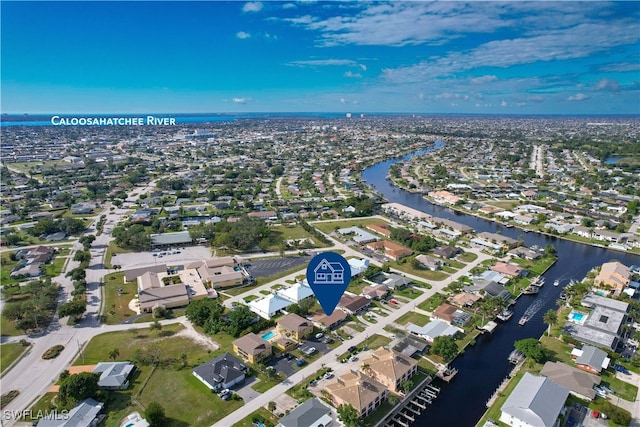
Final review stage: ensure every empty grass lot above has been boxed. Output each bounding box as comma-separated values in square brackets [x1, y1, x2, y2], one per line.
[0, 342, 29, 374]
[396, 311, 430, 326]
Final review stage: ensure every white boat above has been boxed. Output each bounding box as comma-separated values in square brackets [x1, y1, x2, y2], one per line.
[553, 279, 560, 287]
[497, 309, 513, 321]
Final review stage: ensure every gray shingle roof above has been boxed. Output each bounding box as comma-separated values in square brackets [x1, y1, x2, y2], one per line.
[501, 372, 569, 427]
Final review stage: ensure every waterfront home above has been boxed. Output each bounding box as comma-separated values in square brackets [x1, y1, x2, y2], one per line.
[362, 347, 418, 393]
[277, 313, 314, 341]
[499, 372, 569, 427]
[507, 246, 541, 260]
[312, 309, 347, 330]
[540, 361, 601, 401]
[564, 294, 629, 350]
[450, 292, 481, 308]
[407, 320, 461, 343]
[433, 245, 462, 259]
[594, 261, 631, 296]
[476, 232, 519, 249]
[432, 303, 471, 326]
[233, 333, 272, 364]
[491, 262, 526, 278]
[325, 370, 389, 418]
[193, 353, 247, 392]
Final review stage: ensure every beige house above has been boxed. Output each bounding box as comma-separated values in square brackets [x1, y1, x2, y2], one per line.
[325, 370, 389, 418]
[594, 261, 631, 296]
[232, 333, 272, 364]
[362, 347, 418, 393]
[137, 271, 190, 313]
[276, 313, 313, 341]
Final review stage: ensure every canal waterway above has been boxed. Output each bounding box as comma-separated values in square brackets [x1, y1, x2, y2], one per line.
[361, 145, 640, 426]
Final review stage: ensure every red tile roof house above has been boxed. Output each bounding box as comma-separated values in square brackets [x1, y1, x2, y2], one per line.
[366, 240, 413, 261]
[490, 262, 526, 278]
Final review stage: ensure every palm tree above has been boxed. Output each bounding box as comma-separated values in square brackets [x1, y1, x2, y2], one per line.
[543, 309, 558, 337]
[109, 348, 120, 361]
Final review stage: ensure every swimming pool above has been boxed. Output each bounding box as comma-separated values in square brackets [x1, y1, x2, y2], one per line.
[568, 310, 588, 325]
[261, 331, 276, 340]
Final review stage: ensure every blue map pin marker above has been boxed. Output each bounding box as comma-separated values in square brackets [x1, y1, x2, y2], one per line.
[306, 252, 351, 316]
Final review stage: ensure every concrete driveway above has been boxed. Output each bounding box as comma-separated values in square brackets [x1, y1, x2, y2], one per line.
[234, 375, 261, 403]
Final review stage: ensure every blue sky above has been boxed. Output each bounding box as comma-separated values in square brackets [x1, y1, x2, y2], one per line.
[2, 1, 639, 114]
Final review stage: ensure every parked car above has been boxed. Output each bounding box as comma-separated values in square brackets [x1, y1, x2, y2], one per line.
[322, 337, 334, 344]
[600, 385, 615, 394]
[305, 347, 316, 355]
[348, 346, 357, 353]
[315, 333, 324, 339]
[296, 358, 305, 367]
[349, 355, 358, 362]
[614, 364, 631, 375]
[323, 372, 334, 379]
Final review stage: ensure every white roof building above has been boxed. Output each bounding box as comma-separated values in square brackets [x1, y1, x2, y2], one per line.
[277, 282, 314, 303]
[348, 258, 370, 277]
[407, 320, 461, 343]
[248, 294, 292, 319]
[500, 372, 569, 427]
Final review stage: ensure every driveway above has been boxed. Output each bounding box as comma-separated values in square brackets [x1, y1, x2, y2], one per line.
[234, 375, 261, 403]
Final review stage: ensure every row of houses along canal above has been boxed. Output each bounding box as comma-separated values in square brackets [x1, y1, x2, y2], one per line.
[361, 146, 640, 426]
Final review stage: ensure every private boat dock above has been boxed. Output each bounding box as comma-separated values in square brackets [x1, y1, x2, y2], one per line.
[378, 374, 442, 427]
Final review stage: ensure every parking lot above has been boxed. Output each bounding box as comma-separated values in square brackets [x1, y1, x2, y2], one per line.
[267, 335, 333, 377]
[244, 255, 312, 279]
[112, 245, 212, 270]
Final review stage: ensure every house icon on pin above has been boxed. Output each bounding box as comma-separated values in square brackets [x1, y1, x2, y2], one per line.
[313, 258, 345, 285]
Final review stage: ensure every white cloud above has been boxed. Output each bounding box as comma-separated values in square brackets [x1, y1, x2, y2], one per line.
[243, 2, 263, 13]
[282, 3, 297, 9]
[527, 95, 544, 103]
[599, 62, 640, 72]
[236, 31, 251, 39]
[500, 100, 508, 107]
[567, 93, 589, 101]
[344, 71, 362, 78]
[470, 75, 498, 85]
[233, 97, 251, 104]
[595, 78, 620, 92]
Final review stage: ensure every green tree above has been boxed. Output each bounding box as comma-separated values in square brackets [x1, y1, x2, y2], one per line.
[150, 320, 162, 333]
[58, 299, 86, 319]
[73, 250, 91, 263]
[401, 379, 414, 394]
[58, 372, 99, 405]
[185, 299, 224, 327]
[337, 404, 359, 427]
[145, 401, 166, 426]
[227, 305, 256, 337]
[543, 309, 558, 336]
[514, 338, 547, 362]
[431, 335, 459, 362]
[109, 348, 120, 361]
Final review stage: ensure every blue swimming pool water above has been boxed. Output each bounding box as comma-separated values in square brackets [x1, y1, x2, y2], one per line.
[569, 311, 585, 322]
[261, 331, 275, 340]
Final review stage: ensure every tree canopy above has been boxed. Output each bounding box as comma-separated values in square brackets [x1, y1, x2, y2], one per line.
[58, 372, 99, 406]
[431, 335, 459, 362]
[514, 338, 548, 362]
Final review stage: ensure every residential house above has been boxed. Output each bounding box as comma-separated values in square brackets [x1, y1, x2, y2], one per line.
[572, 345, 610, 374]
[325, 370, 389, 418]
[366, 223, 391, 237]
[193, 353, 247, 392]
[232, 333, 272, 364]
[92, 362, 135, 390]
[450, 292, 481, 308]
[428, 190, 460, 205]
[407, 320, 461, 343]
[361, 284, 389, 300]
[337, 226, 379, 244]
[491, 262, 526, 278]
[366, 240, 413, 261]
[339, 295, 371, 315]
[276, 398, 333, 427]
[499, 372, 569, 427]
[248, 210, 278, 221]
[36, 398, 104, 427]
[312, 310, 347, 330]
[415, 254, 443, 271]
[348, 258, 370, 277]
[540, 361, 601, 401]
[433, 246, 462, 259]
[277, 282, 314, 304]
[476, 232, 519, 250]
[277, 313, 314, 341]
[594, 261, 631, 296]
[508, 247, 541, 260]
[362, 347, 418, 393]
[391, 334, 430, 357]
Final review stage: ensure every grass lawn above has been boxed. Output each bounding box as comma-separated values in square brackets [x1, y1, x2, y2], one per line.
[312, 217, 391, 234]
[76, 324, 240, 427]
[540, 336, 574, 365]
[363, 399, 394, 426]
[396, 311, 430, 326]
[511, 256, 557, 276]
[138, 367, 243, 427]
[1, 314, 22, 337]
[0, 342, 29, 374]
[251, 372, 284, 393]
[395, 286, 423, 300]
[104, 242, 133, 269]
[417, 293, 448, 312]
[102, 272, 137, 325]
[363, 334, 392, 350]
[391, 262, 449, 281]
[476, 369, 526, 426]
[0, 254, 20, 286]
[458, 252, 478, 263]
[45, 257, 67, 277]
[270, 224, 330, 248]
[232, 408, 279, 427]
[600, 371, 638, 402]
